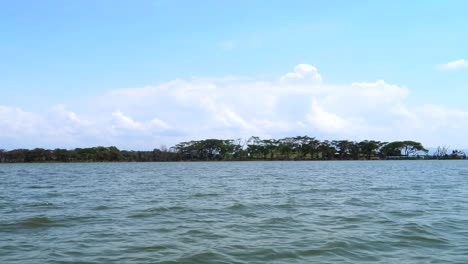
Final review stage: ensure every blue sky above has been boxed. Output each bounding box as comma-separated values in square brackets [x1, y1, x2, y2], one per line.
[1, 1, 468, 150]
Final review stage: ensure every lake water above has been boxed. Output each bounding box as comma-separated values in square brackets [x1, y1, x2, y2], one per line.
[1, 161, 468, 263]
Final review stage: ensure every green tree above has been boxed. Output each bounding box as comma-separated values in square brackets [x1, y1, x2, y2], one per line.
[400, 141, 428, 156]
[380, 141, 428, 158]
[319, 140, 336, 160]
[358, 140, 383, 160]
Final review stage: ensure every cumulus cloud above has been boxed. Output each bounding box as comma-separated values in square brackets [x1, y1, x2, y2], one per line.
[280, 64, 322, 82]
[307, 99, 355, 134]
[437, 59, 468, 70]
[2, 64, 468, 149]
[0, 105, 94, 148]
[111, 110, 170, 132]
[0, 106, 44, 138]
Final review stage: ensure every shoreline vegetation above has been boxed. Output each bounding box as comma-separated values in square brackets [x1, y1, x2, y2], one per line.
[0, 136, 466, 163]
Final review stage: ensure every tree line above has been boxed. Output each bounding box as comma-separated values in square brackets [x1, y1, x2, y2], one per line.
[1, 136, 462, 163]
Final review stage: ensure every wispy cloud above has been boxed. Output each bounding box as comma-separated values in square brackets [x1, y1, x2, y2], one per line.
[437, 59, 468, 70]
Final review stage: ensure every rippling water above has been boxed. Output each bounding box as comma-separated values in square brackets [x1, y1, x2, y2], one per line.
[1, 161, 468, 263]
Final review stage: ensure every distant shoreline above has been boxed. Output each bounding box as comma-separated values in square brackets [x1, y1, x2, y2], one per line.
[1, 137, 465, 163]
[1, 157, 467, 164]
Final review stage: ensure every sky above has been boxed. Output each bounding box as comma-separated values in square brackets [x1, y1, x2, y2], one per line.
[1, 0, 468, 150]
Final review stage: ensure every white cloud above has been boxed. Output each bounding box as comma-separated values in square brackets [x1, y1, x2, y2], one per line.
[437, 59, 468, 70]
[150, 118, 170, 129]
[280, 64, 322, 82]
[2, 64, 468, 149]
[0, 106, 44, 137]
[0, 105, 94, 148]
[306, 99, 354, 133]
[50, 104, 91, 127]
[112, 110, 144, 131]
[111, 110, 171, 133]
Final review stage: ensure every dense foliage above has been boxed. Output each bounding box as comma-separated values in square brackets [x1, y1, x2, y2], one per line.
[1, 136, 459, 163]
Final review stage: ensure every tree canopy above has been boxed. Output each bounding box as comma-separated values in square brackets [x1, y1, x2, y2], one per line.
[0, 136, 449, 163]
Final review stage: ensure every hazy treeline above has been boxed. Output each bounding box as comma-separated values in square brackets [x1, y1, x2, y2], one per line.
[1, 136, 463, 163]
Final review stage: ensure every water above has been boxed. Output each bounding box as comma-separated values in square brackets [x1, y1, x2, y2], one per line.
[1, 161, 468, 263]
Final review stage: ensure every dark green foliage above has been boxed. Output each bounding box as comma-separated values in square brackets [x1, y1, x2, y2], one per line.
[358, 140, 384, 160]
[0, 137, 454, 163]
[380, 140, 428, 157]
[174, 139, 242, 160]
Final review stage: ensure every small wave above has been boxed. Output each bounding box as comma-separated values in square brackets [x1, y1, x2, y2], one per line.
[1, 215, 97, 232]
[403, 223, 434, 235]
[369, 186, 401, 191]
[296, 248, 327, 256]
[180, 229, 227, 240]
[45, 192, 61, 197]
[395, 223, 449, 245]
[324, 240, 351, 249]
[27, 185, 54, 189]
[275, 203, 295, 209]
[143, 245, 171, 251]
[175, 250, 234, 263]
[309, 187, 343, 193]
[343, 197, 365, 206]
[374, 216, 395, 225]
[128, 206, 186, 218]
[225, 203, 269, 217]
[91, 205, 112, 211]
[318, 240, 381, 261]
[63, 215, 97, 223]
[19, 216, 53, 229]
[181, 229, 206, 236]
[335, 215, 366, 223]
[260, 216, 296, 225]
[387, 210, 425, 218]
[27, 202, 62, 209]
[227, 203, 248, 210]
[191, 192, 220, 198]
[228, 248, 300, 262]
[397, 234, 449, 245]
[130, 244, 172, 252]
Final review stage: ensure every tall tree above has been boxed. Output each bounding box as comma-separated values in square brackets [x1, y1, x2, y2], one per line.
[358, 140, 383, 160]
[400, 141, 428, 156]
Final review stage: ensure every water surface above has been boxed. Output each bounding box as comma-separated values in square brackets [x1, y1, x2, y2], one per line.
[1, 161, 468, 263]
